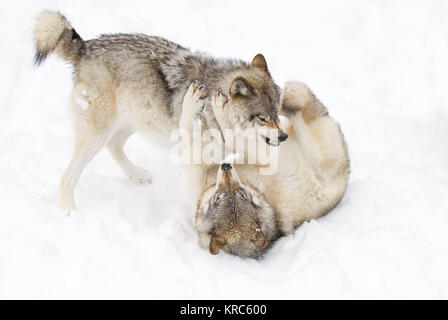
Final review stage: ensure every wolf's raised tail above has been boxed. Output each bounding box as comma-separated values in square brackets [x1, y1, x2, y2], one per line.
[33, 11, 85, 66]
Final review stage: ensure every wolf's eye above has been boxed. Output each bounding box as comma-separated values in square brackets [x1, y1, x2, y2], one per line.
[236, 191, 248, 201]
[215, 192, 225, 204]
[257, 115, 268, 123]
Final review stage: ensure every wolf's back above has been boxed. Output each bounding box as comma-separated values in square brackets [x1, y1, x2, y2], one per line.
[33, 11, 85, 66]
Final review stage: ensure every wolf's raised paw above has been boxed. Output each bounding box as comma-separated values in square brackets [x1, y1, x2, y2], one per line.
[182, 82, 207, 117]
[281, 81, 313, 117]
[186, 81, 206, 101]
[212, 90, 228, 109]
[211, 90, 228, 124]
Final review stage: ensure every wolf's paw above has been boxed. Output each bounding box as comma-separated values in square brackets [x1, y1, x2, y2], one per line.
[181, 82, 207, 129]
[60, 202, 75, 214]
[128, 166, 152, 184]
[59, 187, 76, 213]
[212, 90, 228, 128]
[184, 82, 207, 109]
[212, 90, 228, 109]
[281, 81, 313, 117]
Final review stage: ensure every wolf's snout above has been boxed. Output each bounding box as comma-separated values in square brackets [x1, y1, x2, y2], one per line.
[265, 134, 287, 145]
[221, 163, 232, 171]
[278, 133, 288, 142]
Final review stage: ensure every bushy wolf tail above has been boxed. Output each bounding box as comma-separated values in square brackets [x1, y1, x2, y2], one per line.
[33, 11, 85, 66]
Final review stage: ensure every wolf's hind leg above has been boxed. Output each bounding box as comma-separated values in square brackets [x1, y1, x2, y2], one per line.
[107, 130, 152, 184]
[60, 130, 110, 212]
[281, 82, 323, 165]
[281, 81, 328, 123]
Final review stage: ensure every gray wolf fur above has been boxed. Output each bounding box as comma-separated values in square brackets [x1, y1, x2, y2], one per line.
[198, 163, 278, 258]
[33, 11, 286, 211]
[184, 81, 349, 258]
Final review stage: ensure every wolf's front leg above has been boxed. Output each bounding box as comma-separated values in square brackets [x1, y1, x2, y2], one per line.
[211, 90, 229, 133]
[212, 90, 238, 158]
[180, 82, 209, 209]
[179, 82, 206, 132]
[280, 81, 325, 165]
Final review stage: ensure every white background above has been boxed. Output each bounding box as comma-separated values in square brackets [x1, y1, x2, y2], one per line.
[0, 0, 447, 299]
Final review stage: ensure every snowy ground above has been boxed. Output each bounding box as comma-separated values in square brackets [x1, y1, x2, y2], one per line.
[0, 0, 447, 299]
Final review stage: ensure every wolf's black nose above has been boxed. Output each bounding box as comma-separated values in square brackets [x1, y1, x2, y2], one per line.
[278, 133, 288, 142]
[221, 163, 232, 171]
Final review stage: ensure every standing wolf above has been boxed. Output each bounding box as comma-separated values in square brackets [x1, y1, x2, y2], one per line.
[33, 11, 286, 211]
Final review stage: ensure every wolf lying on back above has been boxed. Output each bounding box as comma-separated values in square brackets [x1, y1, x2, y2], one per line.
[182, 81, 350, 258]
[33, 11, 286, 211]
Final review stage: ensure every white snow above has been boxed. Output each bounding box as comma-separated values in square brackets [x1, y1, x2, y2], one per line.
[0, 0, 447, 299]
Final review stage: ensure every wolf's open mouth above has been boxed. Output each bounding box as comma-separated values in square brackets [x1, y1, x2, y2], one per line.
[264, 136, 279, 147]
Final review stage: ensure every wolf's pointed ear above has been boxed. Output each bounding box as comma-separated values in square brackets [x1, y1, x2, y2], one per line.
[251, 54, 268, 72]
[209, 235, 226, 255]
[230, 77, 251, 97]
